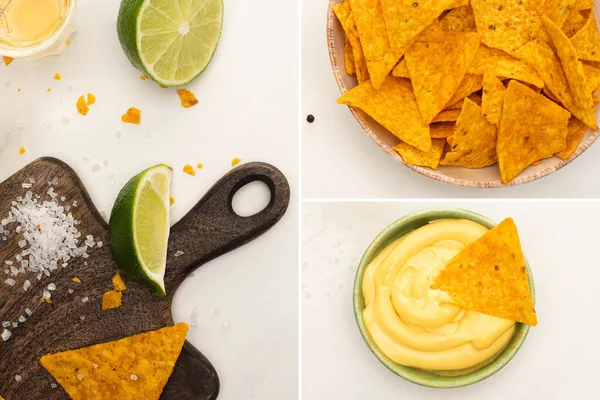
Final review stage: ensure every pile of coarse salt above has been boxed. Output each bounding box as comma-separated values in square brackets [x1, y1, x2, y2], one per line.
[1, 179, 101, 342]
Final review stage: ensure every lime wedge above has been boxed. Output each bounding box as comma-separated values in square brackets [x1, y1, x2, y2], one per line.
[109, 165, 172, 296]
[117, 0, 224, 87]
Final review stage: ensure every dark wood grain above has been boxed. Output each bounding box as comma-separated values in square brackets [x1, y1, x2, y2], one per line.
[0, 158, 290, 400]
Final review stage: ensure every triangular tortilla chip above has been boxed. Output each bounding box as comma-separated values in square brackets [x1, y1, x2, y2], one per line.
[439, 5, 477, 32]
[350, 0, 399, 89]
[432, 218, 538, 326]
[333, 1, 370, 83]
[445, 74, 484, 107]
[380, 0, 454, 54]
[498, 81, 570, 184]
[515, 40, 597, 129]
[470, 0, 544, 54]
[467, 44, 544, 88]
[344, 37, 356, 75]
[441, 98, 498, 168]
[392, 138, 446, 169]
[338, 76, 432, 151]
[543, 17, 594, 118]
[556, 116, 588, 159]
[405, 32, 480, 123]
[40, 323, 189, 400]
[482, 72, 506, 126]
[545, 0, 576, 29]
[431, 122, 456, 138]
[570, 13, 600, 62]
[391, 58, 409, 78]
[584, 63, 600, 96]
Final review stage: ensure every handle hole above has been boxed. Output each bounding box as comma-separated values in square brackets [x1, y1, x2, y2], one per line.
[232, 181, 271, 217]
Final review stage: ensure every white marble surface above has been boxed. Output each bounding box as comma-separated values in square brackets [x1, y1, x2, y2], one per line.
[302, 201, 600, 399]
[0, 0, 298, 398]
[302, 0, 600, 199]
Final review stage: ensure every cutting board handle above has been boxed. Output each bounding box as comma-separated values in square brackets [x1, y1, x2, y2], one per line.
[164, 162, 290, 288]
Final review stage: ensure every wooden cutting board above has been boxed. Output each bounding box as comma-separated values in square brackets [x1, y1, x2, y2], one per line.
[0, 157, 290, 399]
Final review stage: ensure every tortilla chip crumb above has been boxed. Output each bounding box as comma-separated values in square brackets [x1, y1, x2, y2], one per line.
[159, 84, 168, 89]
[54, 73, 61, 80]
[183, 164, 196, 176]
[177, 89, 199, 108]
[72, 277, 81, 283]
[197, 163, 203, 169]
[231, 157, 241, 167]
[140, 74, 148, 80]
[41, 298, 53, 304]
[17, 88, 21, 92]
[19, 147, 26, 155]
[76, 96, 89, 116]
[170, 196, 175, 206]
[112, 273, 127, 291]
[121, 107, 141, 124]
[102, 290, 123, 310]
[47, 88, 52, 92]
[3, 56, 13, 66]
[87, 93, 96, 105]
[66, 39, 71, 45]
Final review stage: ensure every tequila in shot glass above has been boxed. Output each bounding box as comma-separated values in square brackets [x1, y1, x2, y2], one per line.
[0, 0, 76, 59]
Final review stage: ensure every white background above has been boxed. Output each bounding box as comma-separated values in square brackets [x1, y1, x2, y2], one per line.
[302, 201, 600, 399]
[0, 0, 298, 398]
[302, 0, 600, 199]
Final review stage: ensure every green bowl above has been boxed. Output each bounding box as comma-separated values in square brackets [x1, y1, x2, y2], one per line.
[353, 208, 535, 388]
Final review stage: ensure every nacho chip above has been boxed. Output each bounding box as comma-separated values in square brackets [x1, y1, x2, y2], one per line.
[416, 19, 445, 42]
[445, 74, 484, 107]
[498, 81, 570, 183]
[350, 0, 399, 89]
[562, 7, 586, 37]
[333, 1, 369, 82]
[40, 323, 189, 400]
[344, 37, 356, 75]
[338, 76, 431, 150]
[102, 290, 123, 310]
[542, 17, 594, 124]
[467, 44, 544, 88]
[470, 0, 544, 54]
[441, 98, 498, 168]
[574, 0, 594, 9]
[392, 138, 446, 169]
[545, 0, 576, 28]
[432, 218, 537, 326]
[431, 122, 456, 138]
[556, 117, 588, 159]
[112, 273, 127, 291]
[380, 0, 454, 53]
[405, 32, 480, 123]
[570, 13, 600, 62]
[391, 58, 409, 78]
[516, 40, 597, 129]
[439, 5, 477, 32]
[481, 72, 506, 126]
[432, 108, 462, 123]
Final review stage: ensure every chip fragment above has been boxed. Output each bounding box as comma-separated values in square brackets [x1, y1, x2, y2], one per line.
[40, 323, 189, 400]
[391, 58, 409, 78]
[102, 290, 123, 310]
[498, 81, 570, 184]
[441, 98, 498, 168]
[177, 89, 199, 108]
[432, 218, 538, 326]
[405, 32, 480, 124]
[77, 96, 89, 116]
[3, 56, 13, 66]
[112, 273, 127, 291]
[570, 13, 600, 62]
[393, 139, 446, 169]
[338, 76, 431, 151]
[121, 107, 141, 124]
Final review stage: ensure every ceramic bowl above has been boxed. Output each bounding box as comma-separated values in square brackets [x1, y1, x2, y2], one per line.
[327, 0, 600, 188]
[352, 208, 535, 388]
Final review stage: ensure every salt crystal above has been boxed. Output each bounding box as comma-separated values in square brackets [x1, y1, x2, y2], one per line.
[130, 374, 138, 381]
[80, 315, 85, 321]
[25, 308, 32, 316]
[52, 177, 59, 185]
[1, 329, 11, 341]
[116, 131, 122, 138]
[65, 85, 73, 92]
[43, 290, 51, 299]
[14, 375, 21, 382]
[51, 383, 57, 388]
[43, 121, 52, 129]
[23, 280, 30, 291]
[12, 322, 17, 328]
[82, 156, 89, 162]
[68, 289, 74, 294]
[21, 183, 32, 189]
[191, 321, 198, 327]
[175, 251, 184, 257]
[5, 260, 13, 265]
[18, 240, 26, 248]
[2, 321, 9, 328]
[92, 164, 101, 172]
[81, 297, 88, 303]
[97, 241, 103, 248]
[93, 363, 98, 368]
[18, 315, 26, 323]
[103, 159, 109, 166]
[47, 283, 56, 291]
[221, 319, 231, 329]
[61, 116, 70, 124]
[28, 178, 35, 184]
[5, 278, 16, 286]
[76, 374, 83, 381]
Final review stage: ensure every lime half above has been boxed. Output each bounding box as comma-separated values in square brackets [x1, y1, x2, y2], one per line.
[109, 165, 172, 296]
[117, 0, 224, 87]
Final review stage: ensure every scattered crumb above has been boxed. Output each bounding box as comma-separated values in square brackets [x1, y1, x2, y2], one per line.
[159, 85, 167, 89]
[54, 73, 61, 80]
[17, 88, 21, 92]
[197, 163, 203, 169]
[40, 298, 53, 304]
[177, 88, 198, 108]
[183, 164, 196, 176]
[72, 277, 81, 283]
[140, 74, 148, 81]
[121, 107, 141, 124]
[19, 147, 26, 155]
[3, 56, 13, 66]
[66, 39, 71, 45]
[76, 96, 89, 116]
[87, 93, 96, 105]
[170, 196, 175, 206]
[47, 88, 51, 93]
[112, 273, 127, 291]
[231, 157, 241, 167]
[102, 290, 122, 310]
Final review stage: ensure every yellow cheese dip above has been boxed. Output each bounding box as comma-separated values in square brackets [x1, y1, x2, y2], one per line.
[362, 219, 516, 371]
